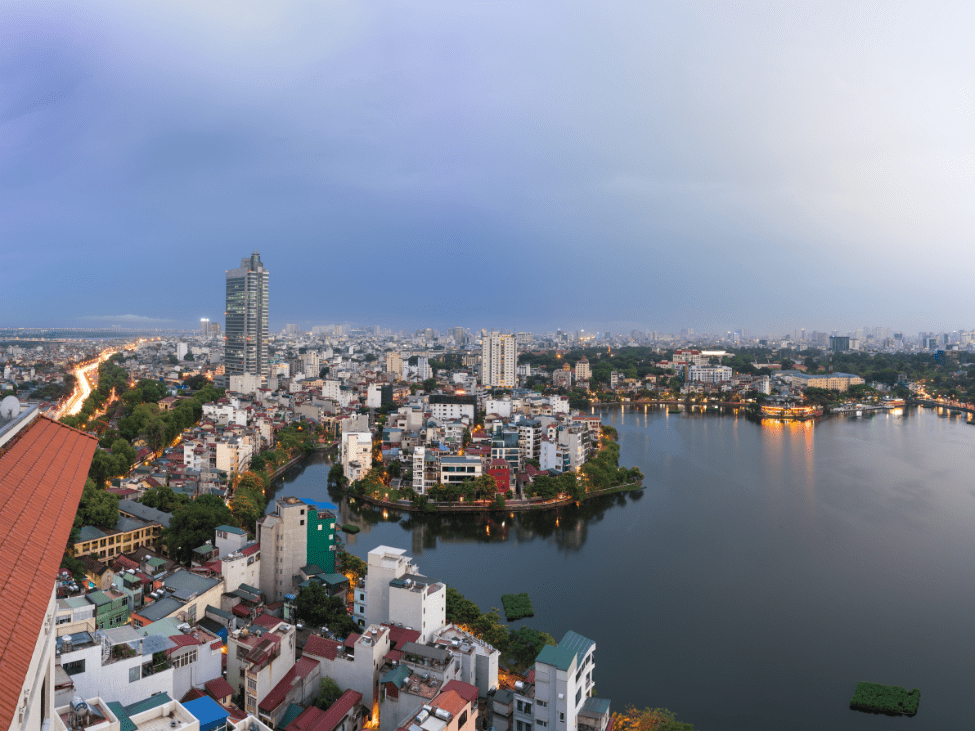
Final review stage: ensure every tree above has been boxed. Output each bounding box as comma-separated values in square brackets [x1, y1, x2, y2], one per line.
[74, 478, 119, 531]
[339, 549, 367, 585]
[446, 586, 482, 626]
[294, 583, 359, 638]
[230, 489, 263, 533]
[140, 486, 190, 513]
[612, 707, 695, 731]
[471, 608, 510, 653]
[315, 676, 343, 710]
[183, 352, 195, 361]
[164, 496, 237, 564]
[168, 354, 179, 365]
[507, 627, 556, 669]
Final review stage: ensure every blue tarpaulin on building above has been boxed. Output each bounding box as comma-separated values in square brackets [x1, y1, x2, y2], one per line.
[183, 696, 229, 731]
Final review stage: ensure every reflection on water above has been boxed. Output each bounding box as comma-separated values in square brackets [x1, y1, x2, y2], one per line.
[268, 405, 975, 731]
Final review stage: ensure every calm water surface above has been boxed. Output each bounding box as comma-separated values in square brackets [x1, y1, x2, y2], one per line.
[270, 406, 975, 730]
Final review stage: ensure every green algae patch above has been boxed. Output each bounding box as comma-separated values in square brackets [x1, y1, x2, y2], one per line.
[850, 682, 919, 716]
[501, 593, 535, 621]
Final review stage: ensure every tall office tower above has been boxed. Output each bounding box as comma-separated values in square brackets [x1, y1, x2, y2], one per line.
[201, 318, 209, 337]
[481, 331, 517, 388]
[225, 251, 269, 379]
[453, 326, 465, 344]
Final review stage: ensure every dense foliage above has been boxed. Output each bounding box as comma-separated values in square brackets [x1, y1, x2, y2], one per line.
[507, 627, 556, 670]
[73, 478, 120, 532]
[612, 707, 696, 731]
[163, 495, 237, 564]
[294, 582, 359, 638]
[849, 682, 920, 716]
[315, 677, 343, 710]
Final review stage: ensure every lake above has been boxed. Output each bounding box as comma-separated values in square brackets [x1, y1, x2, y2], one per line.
[269, 405, 975, 730]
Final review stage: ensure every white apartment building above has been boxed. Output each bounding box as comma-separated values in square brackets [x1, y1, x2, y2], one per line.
[226, 619, 297, 717]
[481, 332, 516, 388]
[532, 631, 598, 731]
[367, 383, 384, 408]
[687, 365, 733, 383]
[56, 629, 175, 708]
[357, 546, 446, 643]
[549, 395, 570, 414]
[485, 398, 513, 418]
[342, 431, 373, 483]
[303, 625, 391, 713]
[417, 357, 432, 381]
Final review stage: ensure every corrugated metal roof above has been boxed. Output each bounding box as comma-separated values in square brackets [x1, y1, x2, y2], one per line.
[0, 416, 97, 731]
[558, 630, 595, 658]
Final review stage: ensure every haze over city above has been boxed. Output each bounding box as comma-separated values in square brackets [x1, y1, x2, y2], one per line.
[2, 1, 972, 334]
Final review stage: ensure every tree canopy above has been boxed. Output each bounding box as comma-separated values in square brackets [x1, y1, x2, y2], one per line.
[294, 583, 359, 638]
[74, 478, 119, 532]
[164, 495, 237, 564]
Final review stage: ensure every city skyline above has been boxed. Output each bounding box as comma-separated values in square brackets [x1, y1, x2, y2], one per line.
[2, 2, 973, 335]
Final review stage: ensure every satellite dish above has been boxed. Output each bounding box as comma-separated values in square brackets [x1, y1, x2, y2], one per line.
[0, 395, 21, 419]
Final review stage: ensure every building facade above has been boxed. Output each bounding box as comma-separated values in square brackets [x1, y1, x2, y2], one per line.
[226, 252, 270, 379]
[481, 333, 517, 389]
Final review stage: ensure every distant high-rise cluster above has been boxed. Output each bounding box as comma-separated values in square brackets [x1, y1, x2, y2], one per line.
[481, 331, 516, 388]
[225, 251, 269, 378]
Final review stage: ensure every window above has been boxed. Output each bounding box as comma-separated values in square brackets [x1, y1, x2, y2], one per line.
[575, 689, 581, 706]
[300, 520, 305, 526]
[517, 722, 523, 731]
[458, 711, 468, 728]
[248, 677, 258, 690]
[173, 649, 198, 668]
[559, 713, 565, 724]
[525, 704, 532, 715]
[129, 666, 141, 683]
[237, 646, 249, 659]
[538, 723, 547, 728]
[62, 659, 85, 676]
[537, 701, 546, 708]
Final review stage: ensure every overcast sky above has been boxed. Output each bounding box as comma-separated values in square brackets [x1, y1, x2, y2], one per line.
[2, 1, 972, 336]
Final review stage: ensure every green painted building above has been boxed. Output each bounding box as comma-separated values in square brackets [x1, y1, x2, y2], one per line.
[88, 588, 130, 629]
[304, 500, 337, 573]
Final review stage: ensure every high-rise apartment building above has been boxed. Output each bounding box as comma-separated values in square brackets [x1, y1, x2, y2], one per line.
[481, 331, 516, 388]
[385, 351, 403, 377]
[225, 251, 269, 379]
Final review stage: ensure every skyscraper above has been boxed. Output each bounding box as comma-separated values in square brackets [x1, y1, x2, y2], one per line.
[225, 251, 269, 379]
[481, 331, 517, 388]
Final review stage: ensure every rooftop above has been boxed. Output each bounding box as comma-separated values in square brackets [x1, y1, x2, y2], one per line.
[0, 414, 97, 731]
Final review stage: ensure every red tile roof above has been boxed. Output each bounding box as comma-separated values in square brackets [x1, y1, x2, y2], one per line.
[259, 656, 319, 711]
[286, 689, 363, 731]
[232, 603, 251, 617]
[113, 555, 140, 571]
[344, 632, 361, 648]
[204, 676, 235, 701]
[252, 614, 281, 629]
[441, 680, 478, 705]
[167, 633, 203, 654]
[0, 415, 97, 731]
[431, 689, 467, 716]
[381, 623, 420, 650]
[303, 634, 341, 661]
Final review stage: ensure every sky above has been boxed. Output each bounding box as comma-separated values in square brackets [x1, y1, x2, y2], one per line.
[1, 1, 972, 337]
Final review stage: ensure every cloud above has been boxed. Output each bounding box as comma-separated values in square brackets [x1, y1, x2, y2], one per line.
[81, 314, 173, 324]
